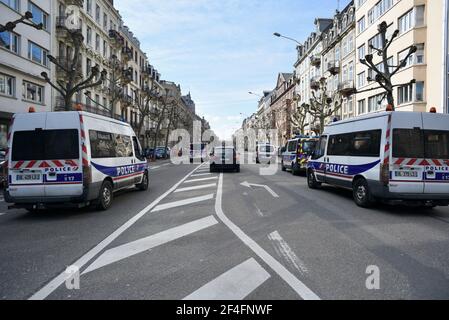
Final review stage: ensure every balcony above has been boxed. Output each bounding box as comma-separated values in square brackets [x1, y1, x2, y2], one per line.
[109, 29, 125, 47]
[121, 94, 134, 107]
[327, 60, 340, 75]
[63, 0, 84, 6]
[338, 80, 356, 97]
[310, 54, 321, 67]
[122, 47, 133, 62]
[121, 68, 133, 84]
[54, 97, 123, 120]
[310, 76, 322, 90]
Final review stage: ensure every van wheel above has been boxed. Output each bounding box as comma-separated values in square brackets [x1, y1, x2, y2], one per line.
[307, 170, 321, 189]
[281, 161, 287, 172]
[97, 181, 113, 211]
[136, 171, 149, 191]
[353, 178, 375, 208]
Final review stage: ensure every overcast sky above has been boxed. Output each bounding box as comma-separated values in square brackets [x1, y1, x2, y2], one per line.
[115, 0, 347, 139]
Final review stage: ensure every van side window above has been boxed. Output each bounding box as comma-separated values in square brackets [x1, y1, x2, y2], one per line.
[424, 130, 449, 159]
[89, 131, 116, 158]
[393, 129, 424, 159]
[328, 130, 381, 157]
[312, 136, 327, 160]
[132, 136, 145, 161]
[115, 135, 133, 158]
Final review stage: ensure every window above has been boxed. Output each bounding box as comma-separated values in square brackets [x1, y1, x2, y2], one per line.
[12, 129, 79, 161]
[348, 96, 354, 113]
[86, 27, 92, 46]
[357, 72, 366, 88]
[103, 13, 108, 30]
[368, 8, 375, 25]
[287, 140, 297, 152]
[95, 4, 100, 23]
[398, 83, 413, 104]
[116, 134, 133, 158]
[415, 81, 424, 101]
[28, 1, 49, 30]
[23, 81, 44, 103]
[0, 73, 15, 97]
[103, 40, 107, 56]
[89, 131, 134, 159]
[0, 31, 20, 54]
[133, 136, 144, 160]
[86, 0, 92, 15]
[1, 0, 19, 10]
[393, 129, 424, 159]
[425, 131, 449, 159]
[415, 44, 425, 64]
[399, 9, 414, 34]
[312, 136, 327, 160]
[86, 58, 91, 76]
[415, 5, 425, 26]
[358, 99, 366, 114]
[95, 33, 100, 51]
[358, 44, 365, 60]
[357, 16, 366, 34]
[328, 130, 381, 157]
[335, 47, 340, 61]
[348, 62, 354, 81]
[368, 34, 382, 53]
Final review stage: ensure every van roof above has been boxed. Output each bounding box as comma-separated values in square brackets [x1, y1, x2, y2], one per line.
[327, 111, 428, 127]
[13, 111, 131, 127]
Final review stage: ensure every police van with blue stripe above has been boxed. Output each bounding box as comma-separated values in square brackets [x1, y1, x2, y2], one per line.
[307, 110, 449, 208]
[4, 110, 149, 212]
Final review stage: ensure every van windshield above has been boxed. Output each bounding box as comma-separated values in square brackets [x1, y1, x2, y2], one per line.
[12, 129, 79, 161]
[302, 141, 317, 153]
[259, 145, 274, 153]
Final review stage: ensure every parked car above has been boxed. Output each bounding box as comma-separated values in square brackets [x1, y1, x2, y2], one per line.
[4, 111, 149, 212]
[155, 147, 170, 159]
[256, 143, 276, 164]
[307, 110, 449, 208]
[210, 146, 240, 173]
[281, 136, 318, 175]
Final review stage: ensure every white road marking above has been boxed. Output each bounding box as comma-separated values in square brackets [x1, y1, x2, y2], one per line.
[215, 174, 320, 300]
[151, 194, 214, 212]
[184, 258, 270, 300]
[83, 216, 218, 274]
[29, 164, 204, 300]
[268, 231, 308, 276]
[240, 181, 279, 198]
[0, 212, 7, 217]
[191, 173, 212, 177]
[184, 177, 218, 183]
[150, 166, 161, 170]
[175, 183, 217, 193]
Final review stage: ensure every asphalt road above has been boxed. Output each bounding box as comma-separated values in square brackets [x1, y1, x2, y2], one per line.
[1, 158, 449, 300]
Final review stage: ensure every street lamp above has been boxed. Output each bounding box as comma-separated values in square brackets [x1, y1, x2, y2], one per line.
[248, 91, 262, 98]
[0, 11, 43, 33]
[273, 32, 302, 46]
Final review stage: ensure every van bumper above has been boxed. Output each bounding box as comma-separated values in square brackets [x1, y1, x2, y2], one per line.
[3, 182, 102, 208]
[369, 180, 449, 202]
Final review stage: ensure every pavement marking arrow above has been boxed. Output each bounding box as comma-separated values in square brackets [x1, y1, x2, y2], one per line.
[240, 181, 279, 198]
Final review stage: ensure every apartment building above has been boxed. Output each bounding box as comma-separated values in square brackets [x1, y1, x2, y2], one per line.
[0, 0, 53, 148]
[355, 0, 447, 114]
[321, 2, 357, 120]
[294, 18, 333, 132]
[270, 73, 295, 146]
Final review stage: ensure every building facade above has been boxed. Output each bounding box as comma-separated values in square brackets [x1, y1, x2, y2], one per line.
[270, 73, 295, 146]
[0, 0, 53, 149]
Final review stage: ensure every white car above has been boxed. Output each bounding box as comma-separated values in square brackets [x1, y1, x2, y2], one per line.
[307, 110, 449, 208]
[256, 143, 276, 164]
[4, 111, 149, 211]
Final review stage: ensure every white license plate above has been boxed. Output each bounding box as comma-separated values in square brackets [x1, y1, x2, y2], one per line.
[395, 171, 418, 178]
[16, 174, 41, 181]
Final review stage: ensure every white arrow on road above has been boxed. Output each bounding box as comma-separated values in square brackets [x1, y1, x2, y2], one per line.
[240, 181, 279, 198]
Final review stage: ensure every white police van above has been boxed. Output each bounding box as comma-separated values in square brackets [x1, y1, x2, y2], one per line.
[307, 111, 449, 208]
[4, 111, 149, 211]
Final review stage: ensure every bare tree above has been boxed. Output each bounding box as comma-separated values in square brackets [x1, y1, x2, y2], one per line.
[150, 89, 170, 156]
[291, 95, 310, 135]
[134, 83, 160, 146]
[107, 55, 133, 118]
[359, 21, 417, 110]
[306, 77, 342, 135]
[41, 30, 106, 111]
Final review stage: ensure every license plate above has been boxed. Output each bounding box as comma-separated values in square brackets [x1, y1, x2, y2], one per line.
[16, 174, 41, 181]
[395, 171, 418, 178]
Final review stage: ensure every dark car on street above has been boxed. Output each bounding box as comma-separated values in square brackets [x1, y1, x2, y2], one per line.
[210, 146, 240, 173]
[155, 147, 170, 159]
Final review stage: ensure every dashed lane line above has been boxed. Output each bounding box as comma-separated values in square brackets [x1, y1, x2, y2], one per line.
[29, 163, 204, 300]
[83, 216, 218, 274]
[184, 258, 270, 300]
[151, 194, 215, 213]
[191, 173, 213, 177]
[175, 183, 217, 193]
[215, 173, 320, 300]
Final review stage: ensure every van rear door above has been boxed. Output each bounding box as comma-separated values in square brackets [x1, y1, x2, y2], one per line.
[422, 113, 449, 194]
[44, 112, 83, 197]
[390, 113, 424, 194]
[9, 113, 47, 198]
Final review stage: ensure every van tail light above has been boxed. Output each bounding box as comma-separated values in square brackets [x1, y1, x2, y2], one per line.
[380, 163, 390, 186]
[83, 164, 92, 186]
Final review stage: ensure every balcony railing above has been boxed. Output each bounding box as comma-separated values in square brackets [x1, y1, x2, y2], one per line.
[327, 60, 340, 75]
[122, 47, 133, 61]
[310, 76, 322, 90]
[338, 80, 356, 97]
[63, 0, 84, 6]
[109, 29, 125, 47]
[54, 97, 123, 120]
